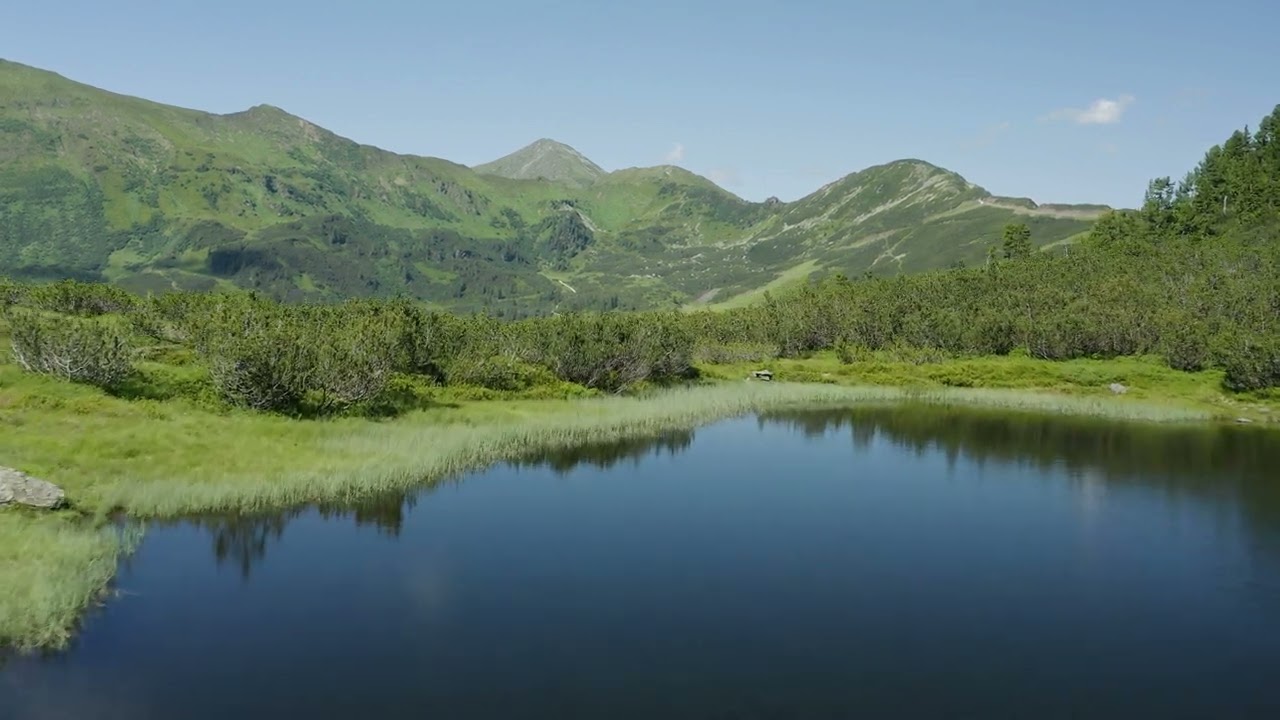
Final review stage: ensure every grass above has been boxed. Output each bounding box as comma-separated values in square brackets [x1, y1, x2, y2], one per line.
[698, 351, 1280, 423]
[0, 510, 137, 651]
[695, 260, 821, 311]
[2, 342, 1272, 651]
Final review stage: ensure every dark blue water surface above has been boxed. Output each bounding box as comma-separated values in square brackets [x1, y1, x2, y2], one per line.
[4, 407, 1280, 719]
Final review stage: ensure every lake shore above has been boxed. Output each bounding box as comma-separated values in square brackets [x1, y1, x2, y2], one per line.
[2, 353, 1271, 651]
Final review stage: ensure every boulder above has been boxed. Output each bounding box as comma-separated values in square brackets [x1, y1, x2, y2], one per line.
[1109, 383, 1128, 395]
[0, 467, 66, 509]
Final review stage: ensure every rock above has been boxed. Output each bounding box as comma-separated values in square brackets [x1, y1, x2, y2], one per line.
[0, 467, 66, 509]
[1109, 383, 1128, 395]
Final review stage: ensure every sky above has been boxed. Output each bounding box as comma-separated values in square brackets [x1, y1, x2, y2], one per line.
[2, 0, 1276, 207]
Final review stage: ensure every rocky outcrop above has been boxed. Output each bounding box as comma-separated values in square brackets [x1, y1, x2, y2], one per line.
[0, 467, 66, 509]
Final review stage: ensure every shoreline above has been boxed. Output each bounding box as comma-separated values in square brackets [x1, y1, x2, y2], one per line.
[0, 368, 1269, 651]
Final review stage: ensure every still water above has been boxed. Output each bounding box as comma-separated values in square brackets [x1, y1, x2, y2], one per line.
[4, 407, 1280, 719]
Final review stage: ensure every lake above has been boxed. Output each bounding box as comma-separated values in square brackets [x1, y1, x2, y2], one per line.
[4, 407, 1280, 719]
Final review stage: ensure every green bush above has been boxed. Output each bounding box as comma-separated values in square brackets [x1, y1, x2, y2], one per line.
[693, 341, 779, 365]
[1158, 313, 1211, 372]
[131, 292, 215, 344]
[446, 355, 554, 391]
[835, 342, 872, 365]
[519, 312, 695, 392]
[195, 299, 405, 415]
[1218, 333, 1280, 392]
[6, 309, 133, 388]
[362, 373, 437, 417]
[0, 278, 19, 309]
[20, 280, 136, 317]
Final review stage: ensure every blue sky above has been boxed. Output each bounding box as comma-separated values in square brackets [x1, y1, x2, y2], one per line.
[3, 0, 1276, 206]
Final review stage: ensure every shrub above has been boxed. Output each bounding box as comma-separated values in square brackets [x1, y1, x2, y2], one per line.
[0, 278, 19, 309]
[131, 292, 215, 344]
[693, 341, 779, 365]
[446, 355, 554, 391]
[195, 299, 405, 415]
[1217, 332, 1280, 392]
[1158, 313, 1211, 372]
[21, 280, 136, 317]
[362, 373, 437, 417]
[6, 309, 133, 388]
[520, 312, 695, 392]
[835, 342, 872, 365]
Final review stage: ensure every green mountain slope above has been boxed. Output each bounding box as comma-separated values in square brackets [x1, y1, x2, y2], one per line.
[0, 59, 1108, 313]
[474, 138, 605, 186]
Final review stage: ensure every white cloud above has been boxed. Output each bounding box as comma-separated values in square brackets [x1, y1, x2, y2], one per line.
[707, 168, 740, 186]
[1046, 95, 1135, 125]
[663, 142, 685, 164]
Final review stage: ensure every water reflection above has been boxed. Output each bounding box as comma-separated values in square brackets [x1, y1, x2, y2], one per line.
[194, 431, 695, 578]
[765, 406, 1280, 577]
[510, 429, 695, 474]
[195, 491, 419, 578]
[762, 406, 1280, 494]
[192, 409, 1280, 580]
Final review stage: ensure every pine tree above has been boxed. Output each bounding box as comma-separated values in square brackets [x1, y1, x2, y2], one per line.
[1001, 223, 1033, 260]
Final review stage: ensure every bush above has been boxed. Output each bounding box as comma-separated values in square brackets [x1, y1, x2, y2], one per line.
[835, 341, 872, 365]
[446, 355, 554, 391]
[1158, 314, 1211, 372]
[196, 300, 405, 415]
[131, 292, 214, 344]
[520, 312, 695, 392]
[1217, 332, 1280, 392]
[21, 280, 136, 317]
[362, 373, 437, 417]
[693, 341, 779, 365]
[0, 278, 19, 310]
[6, 309, 133, 388]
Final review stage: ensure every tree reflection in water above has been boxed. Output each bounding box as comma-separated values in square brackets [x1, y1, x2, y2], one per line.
[194, 429, 696, 577]
[192, 410, 1280, 583]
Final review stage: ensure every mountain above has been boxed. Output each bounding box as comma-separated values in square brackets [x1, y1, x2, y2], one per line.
[474, 138, 605, 186]
[0, 59, 1108, 314]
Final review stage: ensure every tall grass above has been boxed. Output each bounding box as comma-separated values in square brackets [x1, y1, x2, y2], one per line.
[0, 511, 137, 651]
[81, 382, 1208, 517]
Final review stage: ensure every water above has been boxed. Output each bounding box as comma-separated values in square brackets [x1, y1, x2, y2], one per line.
[5, 407, 1280, 719]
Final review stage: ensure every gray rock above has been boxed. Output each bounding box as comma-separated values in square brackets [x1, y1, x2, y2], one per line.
[0, 467, 66, 509]
[1109, 383, 1128, 395]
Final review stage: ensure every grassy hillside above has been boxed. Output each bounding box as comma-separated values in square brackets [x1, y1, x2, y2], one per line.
[0, 59, 1105, 313]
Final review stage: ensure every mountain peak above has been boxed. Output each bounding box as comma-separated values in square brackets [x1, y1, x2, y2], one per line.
[474, 139, 605, 186]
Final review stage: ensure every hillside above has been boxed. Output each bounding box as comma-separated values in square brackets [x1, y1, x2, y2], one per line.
[0, 59, 1107, 313]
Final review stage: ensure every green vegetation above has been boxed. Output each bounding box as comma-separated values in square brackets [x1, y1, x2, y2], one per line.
[0, 272, 1246, 650]
[1, 68, 1277, 653]
[0, 512, 135, 651]
[0, 59, 1099, 314]
[688, 104, 1280, 397]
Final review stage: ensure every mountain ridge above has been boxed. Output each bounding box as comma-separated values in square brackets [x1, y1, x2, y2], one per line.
[0, 58, 1108, 314]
